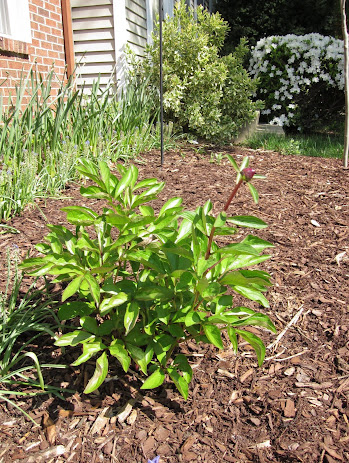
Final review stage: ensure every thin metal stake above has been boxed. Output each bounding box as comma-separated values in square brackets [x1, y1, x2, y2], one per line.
[159, 0, 164, 166]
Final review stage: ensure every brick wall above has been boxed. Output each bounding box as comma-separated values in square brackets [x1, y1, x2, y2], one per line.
[0, 0, 66, 107]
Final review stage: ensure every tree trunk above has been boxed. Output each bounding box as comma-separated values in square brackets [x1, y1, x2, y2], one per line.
[341, 0, 349, 168]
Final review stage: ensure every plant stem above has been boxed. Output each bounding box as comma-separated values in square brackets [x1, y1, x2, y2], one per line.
[205, 178, 243, 260]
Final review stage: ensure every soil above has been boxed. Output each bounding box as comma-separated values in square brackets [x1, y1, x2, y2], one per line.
[0, 145, 348, 463]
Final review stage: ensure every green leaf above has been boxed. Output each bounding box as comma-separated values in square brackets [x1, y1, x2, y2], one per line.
[76, 235, 99, 252]
[80, 316, 98, 334]
[126, 344, 152, 374]
[241, 235, 274, 252]
[167, 367, 189, 399]
[99, 161, 112, 193]
[139, 205, 154, 216]
[134, 178, 159, 190]
[221, 270, 271, 289]
[248, 183, 259, 204]
[141, 367, 165, 389]
[72, 341, 105, 366]
[58, 301, 95, 321]
[167, 324, 185, 338]
[135, 285, 174, 302]
[99, 293, 129, 316]
[109, 341, 131, 372]
[97, 320, 114, 336]
[230, 313, 277, 333]
[84, 273, 100, 306]
[176, 217, 193, 243]
[184, 311, 206, 327]
[226, 154, 240, 173]
[234, 285, 270, 308]
[203, 324, 224, 349]
[112, 167, 134, 198]
[61, 206, 98, 226]
[54, 330, 95, 347]
[124, 301, 140, 335]
[105, 213, 129, 227]
[173, 354, 193, 383]
[159, 197, 183, 216]
[214, 212, 227, 228]
[84, 351, 109, 394]
[80, 185, 109, 200]
[228, 216, 267, 229]
[191, 227, 200, 262]
[240, 156, 250, 171]
[226, 254, 271, 270]
[62, 275, 84, 302]
[236, 330, 266, 366]
[227, 327, 238, 353]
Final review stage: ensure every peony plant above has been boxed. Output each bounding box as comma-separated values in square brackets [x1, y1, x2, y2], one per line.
[20, 157, 276, 399]
[249, 33, 344, 132]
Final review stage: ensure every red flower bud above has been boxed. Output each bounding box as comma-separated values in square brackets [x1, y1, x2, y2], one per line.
[241, 167, 256, 182]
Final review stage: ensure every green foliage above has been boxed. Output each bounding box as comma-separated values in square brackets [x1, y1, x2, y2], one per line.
[21, 157, 276, 399]
[0, 247, 67, 423]
[0, 66, 175, 220]
[214, 0, 342, 52]
[135, 0, 259, 142]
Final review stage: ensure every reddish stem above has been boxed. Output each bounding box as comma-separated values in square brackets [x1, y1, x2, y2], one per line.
[204, 178, 243, 260]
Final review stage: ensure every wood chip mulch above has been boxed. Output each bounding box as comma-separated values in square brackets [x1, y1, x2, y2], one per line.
[0, 146, 348, 463]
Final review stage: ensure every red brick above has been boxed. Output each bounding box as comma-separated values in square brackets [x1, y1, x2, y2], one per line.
[45, 19, 58, 28]
[44, 1, 56, 12]
[52, 43, 63, 52]
[32, 0, 44, 7]
[31, 38, 40, 47]
[50, 27, 63, 38]
[32, 14, 45, 24]
[46, 34, 58, 43]
[38, 7, 50, 17]
[49, 12, 61, 22]
[32, 31, 46, 40]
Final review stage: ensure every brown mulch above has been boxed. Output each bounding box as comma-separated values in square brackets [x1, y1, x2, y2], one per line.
[0, 146, 348, 463]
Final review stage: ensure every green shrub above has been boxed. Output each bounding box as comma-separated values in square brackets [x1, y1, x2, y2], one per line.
[21, 157, 276, 399]
[135, 0, 259, 142]
[249, 34, 344, 133]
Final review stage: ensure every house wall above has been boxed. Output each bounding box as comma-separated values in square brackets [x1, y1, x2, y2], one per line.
[0, 0, 66, 106]
[71, 0, 117, 93]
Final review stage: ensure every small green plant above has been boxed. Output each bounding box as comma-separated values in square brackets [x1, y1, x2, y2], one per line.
[0, 247, 68, 423]
[21, 156, 276, 399]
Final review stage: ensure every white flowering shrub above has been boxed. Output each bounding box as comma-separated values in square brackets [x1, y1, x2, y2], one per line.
[249, 34, 344, 132]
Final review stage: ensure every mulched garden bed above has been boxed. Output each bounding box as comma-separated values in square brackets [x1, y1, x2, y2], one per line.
[0, 145, 348, 463]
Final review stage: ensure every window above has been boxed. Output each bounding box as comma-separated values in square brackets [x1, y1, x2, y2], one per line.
[0, 0, 32, 43]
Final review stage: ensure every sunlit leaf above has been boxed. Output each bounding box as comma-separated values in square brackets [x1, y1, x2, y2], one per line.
[141, 367, 165, 389]
[203, 324, 224, 349]
[62, 275, 84, 302]
[84, 351, 109, 393]
[236, 330, 266, 366]
[228, 216, 267, 229]
[109, 341, 131, 372]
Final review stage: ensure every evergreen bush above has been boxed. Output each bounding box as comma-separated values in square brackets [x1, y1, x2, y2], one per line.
[134, 0, 259, 142]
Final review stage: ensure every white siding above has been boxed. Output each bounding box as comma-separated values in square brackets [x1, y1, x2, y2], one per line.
[71, 0, 117, 93]
[125, 0, 147, 57]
